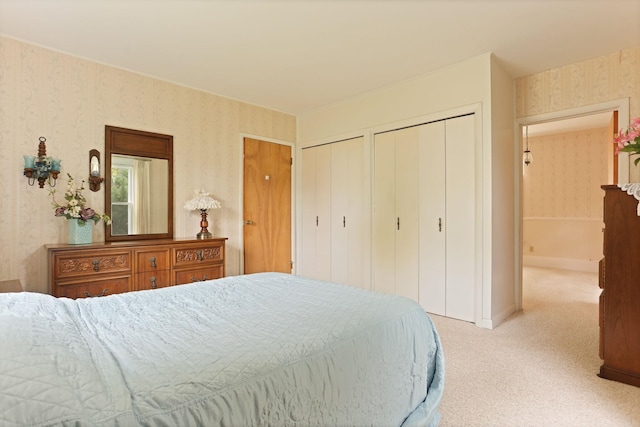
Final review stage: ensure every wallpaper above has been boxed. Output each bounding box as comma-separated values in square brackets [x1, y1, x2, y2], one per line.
[515, 46, 640, 121]
[0, 36, 296, 292]
[522, 127, 609, 268]
[523, 128, 609, 218]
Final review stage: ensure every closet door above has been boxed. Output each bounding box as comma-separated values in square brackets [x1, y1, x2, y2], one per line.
[394, 127, 420, 301]
[444, 115, 475, 321]
[301, 144, 332, 281]
[418, 121, 446, 316]
[373, 131, 397, 296]
[373, 128, 419, 301]
[331, 137, 366, 288]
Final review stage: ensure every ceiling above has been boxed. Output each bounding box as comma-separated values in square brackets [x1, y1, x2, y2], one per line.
[0, 0, 639, 115]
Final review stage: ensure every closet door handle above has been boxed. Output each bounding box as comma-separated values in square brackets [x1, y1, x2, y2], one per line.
[316, 216, 319, 226]
[343, 216, 346, 228]
[397, 217, 400, 231]
[439, 218, 442, 232]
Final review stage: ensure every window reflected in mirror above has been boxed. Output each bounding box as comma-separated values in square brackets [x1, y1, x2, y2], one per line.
[105, 125, 173, 242]
[110, 155, 169, 235]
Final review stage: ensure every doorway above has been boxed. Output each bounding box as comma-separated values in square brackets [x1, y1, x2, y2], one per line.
[516, 100, 628, 310]
[243, 137, 292, 274]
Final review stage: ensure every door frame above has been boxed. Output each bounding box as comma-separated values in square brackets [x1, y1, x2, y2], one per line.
[239, 133, 295, 275]
[513, 98, 630, 311]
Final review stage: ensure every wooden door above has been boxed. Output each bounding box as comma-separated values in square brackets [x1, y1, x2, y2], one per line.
[243, 138, 292, 274]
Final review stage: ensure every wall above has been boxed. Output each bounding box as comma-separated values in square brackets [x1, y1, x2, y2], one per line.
[0, 36, 296, 293]
[298, 53, 516, 328]
[515, 46, 640, 181]
[522, 128, 609, 272]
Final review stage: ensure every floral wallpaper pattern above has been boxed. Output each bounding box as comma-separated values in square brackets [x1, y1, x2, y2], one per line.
[0, 36, 296, 292]
[515, 46, 640, 121]
[523, 128, 609, 219]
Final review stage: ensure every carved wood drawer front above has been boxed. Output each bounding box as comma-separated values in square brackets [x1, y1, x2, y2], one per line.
[136, 271, 171, 291]
[173, 243, 224, 267]
[54, 250, 132, 279]
[136, 249, 170, 273]
[174, 265, 224, 285]
[56, 276, 130, 299]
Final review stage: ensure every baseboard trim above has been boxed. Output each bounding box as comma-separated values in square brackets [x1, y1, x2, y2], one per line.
[478, 304, 516, 329]
[523, 255, 598, 273]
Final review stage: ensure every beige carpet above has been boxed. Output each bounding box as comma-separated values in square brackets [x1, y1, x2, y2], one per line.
[430, 267, 640, 427]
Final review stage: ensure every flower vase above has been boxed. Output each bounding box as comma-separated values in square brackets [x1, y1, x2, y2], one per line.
[68, 218, 92, 245]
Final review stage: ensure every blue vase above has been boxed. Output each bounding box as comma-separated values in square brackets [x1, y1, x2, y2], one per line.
[68, 218, 92, 244]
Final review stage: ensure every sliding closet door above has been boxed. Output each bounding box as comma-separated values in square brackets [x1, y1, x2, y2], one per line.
[301, 144, 332, 281]
[444, 115, 475, 321]
[418, 121, 446, 316]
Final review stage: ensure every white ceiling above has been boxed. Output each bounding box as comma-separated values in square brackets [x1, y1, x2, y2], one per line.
[0, 0, 639, 115]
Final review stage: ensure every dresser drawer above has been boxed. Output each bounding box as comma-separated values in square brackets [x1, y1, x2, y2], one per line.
[136, 271, 171, 291]
[174, 265, 224, 285]
[173, 243, 224, 267]
[53, 250, 132, 279]
[55, 276, 131, 299]
[136, 248, 170, 273]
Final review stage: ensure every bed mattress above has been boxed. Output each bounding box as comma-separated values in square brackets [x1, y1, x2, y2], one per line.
[0, 272, 444, 426]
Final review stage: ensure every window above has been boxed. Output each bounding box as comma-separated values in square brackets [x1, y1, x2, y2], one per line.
[110, 162, 133, 235]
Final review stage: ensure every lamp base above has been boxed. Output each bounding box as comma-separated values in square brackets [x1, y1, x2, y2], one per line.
[196, 231, 213, 239]
[197, 210, 212, 239]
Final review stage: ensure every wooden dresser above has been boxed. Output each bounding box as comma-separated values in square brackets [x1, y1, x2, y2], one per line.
[47, 238, 226, 298]
[599, 185, 640, 387]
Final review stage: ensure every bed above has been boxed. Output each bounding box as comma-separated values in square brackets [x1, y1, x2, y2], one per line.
[0, 272, 444, 427]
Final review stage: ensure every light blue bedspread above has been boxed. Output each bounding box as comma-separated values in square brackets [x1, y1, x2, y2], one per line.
[0, 272, 444, 426]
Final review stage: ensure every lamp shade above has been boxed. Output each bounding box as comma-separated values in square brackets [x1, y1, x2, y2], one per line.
[184, 189, 221, 211]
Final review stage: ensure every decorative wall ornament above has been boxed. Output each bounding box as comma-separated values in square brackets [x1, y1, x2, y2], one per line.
[23, 136, 61, 188]
[88, 149, 104, 192]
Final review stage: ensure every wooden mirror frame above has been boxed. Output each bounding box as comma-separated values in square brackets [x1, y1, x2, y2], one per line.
[104, 125, 174, 242]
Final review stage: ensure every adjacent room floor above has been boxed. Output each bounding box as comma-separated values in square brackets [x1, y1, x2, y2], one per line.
[431, 266, 640, 427]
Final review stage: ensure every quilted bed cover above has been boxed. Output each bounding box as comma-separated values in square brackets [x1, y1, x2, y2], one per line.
[0, 273, 444, 427]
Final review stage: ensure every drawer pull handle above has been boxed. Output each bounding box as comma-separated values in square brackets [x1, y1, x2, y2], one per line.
[149, 257, 156, 269]
[202, 275, 208, 281]
[92, 260, 99, 272]
[150, 276, 157, 289]
[190, 275, 208, 282]
[83, 289, 108, 298]
[196, 250, 203, 261]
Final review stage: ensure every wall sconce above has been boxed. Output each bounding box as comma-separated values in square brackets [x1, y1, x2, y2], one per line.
[523, 125, 533, 166]
[184, 189, 222, 239]
[88, 149, 104, 192]
[23, 136, 61, 188]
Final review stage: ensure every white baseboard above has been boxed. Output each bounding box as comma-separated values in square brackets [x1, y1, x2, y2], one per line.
[523, 255, 598, 273]
[477, 303, 516, 329]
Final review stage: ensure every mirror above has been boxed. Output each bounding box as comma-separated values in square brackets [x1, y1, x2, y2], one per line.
[105, 126, 173, 242]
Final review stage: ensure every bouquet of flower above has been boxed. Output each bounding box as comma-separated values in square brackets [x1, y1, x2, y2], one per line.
[614, 117, 640, 165]
[50, 173, 111, 224]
